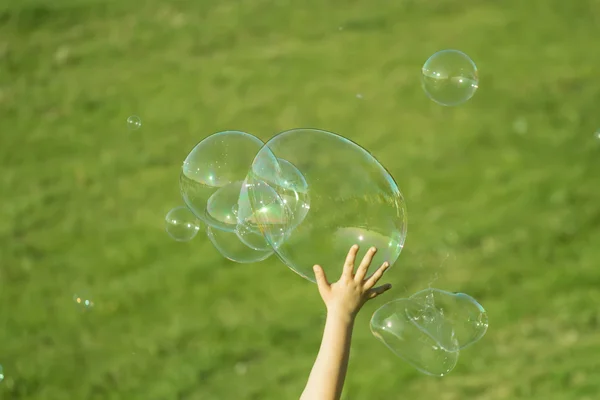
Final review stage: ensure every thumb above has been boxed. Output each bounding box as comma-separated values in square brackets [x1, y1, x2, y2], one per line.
[313, 265, 330, 294]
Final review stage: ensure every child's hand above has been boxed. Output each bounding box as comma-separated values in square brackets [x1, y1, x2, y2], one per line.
[313, 245, 392, 319]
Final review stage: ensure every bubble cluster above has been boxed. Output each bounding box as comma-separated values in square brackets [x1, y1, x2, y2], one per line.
[127, 115, 142, 130]
[175, 128, 407, 274]
[422, 49, 478, 106]
[371, 288, 487, 376]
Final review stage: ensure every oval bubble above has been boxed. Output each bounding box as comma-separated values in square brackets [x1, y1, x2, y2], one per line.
[409, 288, 488, 350]
[253, 158, 310, 232]
[205, 181, 244, 232]
[421, 49, 478, 107]
[206, 225, 273, 263]
[245, 128, 407, 282]
[180, 131, 264, 223]
[236, 178, 291, 251]
[165, 206, 201, 242]
[371, 298, 459, 377]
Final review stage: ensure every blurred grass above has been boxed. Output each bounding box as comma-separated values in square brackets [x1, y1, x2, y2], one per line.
[1, 0, 600, 399]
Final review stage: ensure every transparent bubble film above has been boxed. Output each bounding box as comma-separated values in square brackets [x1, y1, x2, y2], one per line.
[422, 49, 479, 106]
[177, 129, 407, 272]
[371, 289, 488, 376]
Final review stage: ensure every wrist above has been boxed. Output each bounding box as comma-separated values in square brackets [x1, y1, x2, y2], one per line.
[326, 308, 356, 325]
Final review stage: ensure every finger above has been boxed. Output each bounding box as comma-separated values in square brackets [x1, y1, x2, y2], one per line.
[354, 246, 377, 282]
[364, 261, 390, 290]
[367, 283, 392, 299]
[313, 265, 330, 295]
[342, 244, 359, 279]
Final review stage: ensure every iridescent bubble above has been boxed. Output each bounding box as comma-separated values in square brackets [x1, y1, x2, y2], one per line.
[409, 288, 488, 350]
[165, 206, 200, 242]
[206, 224, 273, 263]
[235, 178, 289, 251]
[73, 291, 95, 310]
[205, 181, 245, 232]
[127, 115, 142, 130]
[371, 298, 459, 377]
[422, 49, 478, 106]
[180, 131, 265, 224]
[204, 181, 277, 262]
[245, 128, 406, 282]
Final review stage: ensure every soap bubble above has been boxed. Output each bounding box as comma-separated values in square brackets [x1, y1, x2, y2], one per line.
[180, 131, 265, 225]
[422, 49, 478, 106]
[165, 206, 201, 242]
[371, 298, 459, 376]
[73, 291, 95, 310]
[0, 365, 4, 382]
[206, 225, 273, 263]
[409, 288, 488, 350]
[127, 115, 142, 130]
[204, 181, 275, 262]
[205, 181, 245, 232]
[235, 178, 290, 252]
[245, 128, 406, 282]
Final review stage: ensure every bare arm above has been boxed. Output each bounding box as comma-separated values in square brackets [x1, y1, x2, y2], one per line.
[300, 245, 392, 400]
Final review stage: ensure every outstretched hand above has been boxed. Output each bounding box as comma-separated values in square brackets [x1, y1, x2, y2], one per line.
[313, 245, 392, 319]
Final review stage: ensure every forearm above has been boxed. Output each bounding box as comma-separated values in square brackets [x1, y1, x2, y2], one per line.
[300, 311, 355, 400]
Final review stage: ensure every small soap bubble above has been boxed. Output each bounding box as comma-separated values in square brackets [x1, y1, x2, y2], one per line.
[0, 365, 4, 382]
[127, 115, 142, 130]
[73, 292, 94, 310]
[356, 93, 363, 99]
[422, 49, 478, 106]
[165, 206, 201, 242]
[595, 130, 600, 140]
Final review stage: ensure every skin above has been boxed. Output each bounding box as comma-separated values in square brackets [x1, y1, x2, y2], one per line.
[300, 245, 392, 400]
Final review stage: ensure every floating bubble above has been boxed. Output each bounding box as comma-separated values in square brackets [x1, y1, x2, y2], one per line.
[0, 365, 3, 382]
[235, 178, 290, 251]
[409, 288, 488, 350]
[205, 181, 245, 232]
[422, 49, 478, 106]
[206, 224, 273, 263]
[73, 291, 94, 310]
[371, 298, 459, 376]
[165, 206, 200, 242]
[180, 131, 265, 224]
[127, 115, 142, 130]
[245, 128, 406, 282]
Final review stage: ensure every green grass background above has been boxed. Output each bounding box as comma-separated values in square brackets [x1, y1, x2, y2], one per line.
[1, 0, 599, 399]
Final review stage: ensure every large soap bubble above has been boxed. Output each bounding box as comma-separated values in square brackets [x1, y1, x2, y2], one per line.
[179, 130, 287, 264]
[180, 131, 265, 230]
[409, 288, 488, 350]
[244, 128, 407, 282]
[371, 298, 459, 377]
